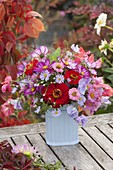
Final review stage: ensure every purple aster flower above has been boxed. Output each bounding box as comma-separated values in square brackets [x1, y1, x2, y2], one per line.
[55, 74, 64, 83]
[51, 108, 61, 117]
[78, 65, 90, 78]
[34, 59, 53, 73]
[40, 70, 51, 81]
[78, 95, 86, 106]
[12, 144, 39, 159]
[24, 82, 37, 96]
[76, 115, 88, 126]
[78, 78, 91, 95]
[31, 46, 48, 60]
[67, 105, 78, 119]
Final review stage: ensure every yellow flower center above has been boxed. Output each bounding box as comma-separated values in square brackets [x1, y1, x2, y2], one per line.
[44, 73, 47, 77]
[31, 87, 35, 92]
[56, 64, 62, 69]
[97, 20, 103, 25]
[81, 72, 84, 75]
[70, 74, 78, 80]
[53, 89, 62, 98]
[72, 92, 77, 97]
[90, 93, 95, 98]
[55, 111, 58, 114]
[43, 66, 48, 69]
[65, 61, 69, 65]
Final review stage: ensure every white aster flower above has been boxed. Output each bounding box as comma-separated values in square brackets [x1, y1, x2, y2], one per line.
[40, 70, 50, 81]
[51, 108, 61, 117]
[99, 39, 108, 55]
[55, 74, 64, 83]
[94, 13, 107, 35]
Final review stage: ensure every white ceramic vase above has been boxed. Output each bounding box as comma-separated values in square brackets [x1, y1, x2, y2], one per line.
[45, 106, 79, 146]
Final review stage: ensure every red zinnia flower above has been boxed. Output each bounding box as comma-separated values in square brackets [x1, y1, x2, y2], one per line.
[42, 83, 69, 108]
[64, 70, 82, 85]
[25, 59, 38, 75]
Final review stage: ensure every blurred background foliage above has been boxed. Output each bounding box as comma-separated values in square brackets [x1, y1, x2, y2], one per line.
[31, 0, 113, 114]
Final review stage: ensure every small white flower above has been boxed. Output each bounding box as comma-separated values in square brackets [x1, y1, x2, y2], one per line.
[71, 44, 80, 53]
[99, 39, 108, 55]
[51, 108, 61, 117]
[40, 70, 50, 81]
[34, 106, 41, 114]
[55, 74, 64, 83]
[40, 98, 43, 102]
[94, 13, 107, 35]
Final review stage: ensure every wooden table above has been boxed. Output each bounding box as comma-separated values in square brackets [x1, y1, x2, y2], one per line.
[0, 113, 113, 170]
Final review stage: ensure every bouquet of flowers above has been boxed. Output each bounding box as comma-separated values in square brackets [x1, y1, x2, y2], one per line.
[10, 44, 113, 126]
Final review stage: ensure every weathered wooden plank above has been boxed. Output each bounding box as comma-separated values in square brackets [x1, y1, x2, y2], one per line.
[12, 135, 31, 145]
[109, 123, 113, 128]
[83, 126, 113, 158]
[79, 128, 113, 169]
[27, 133, 59, 163]
[96, 124, 113, 143]
[86, 113, 113, 127]
[41, 133, 101, 170]
[0, 123, 45, 138]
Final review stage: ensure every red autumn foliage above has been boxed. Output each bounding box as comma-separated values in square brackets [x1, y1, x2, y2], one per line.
[0, 0, 45, 127]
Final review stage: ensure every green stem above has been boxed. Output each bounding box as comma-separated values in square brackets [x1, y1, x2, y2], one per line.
[108, 47, 113, 53]
[103, 56, 113, 67]
[105, 25, 113, 31]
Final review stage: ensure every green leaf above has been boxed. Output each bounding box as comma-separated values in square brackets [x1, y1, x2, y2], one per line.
[48, 47, 61, 62]
[106, 75, 113, 84]
[102, 67, 113, 73]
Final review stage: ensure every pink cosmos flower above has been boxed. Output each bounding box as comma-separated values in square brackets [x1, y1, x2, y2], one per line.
[87, 85, 103, 102]
[93, 77, 113, 97]
[69, 88, 80, 101]
[31, 46, 48, 61]
[52, 62, 64, 73]
[84, 100, 101, 115]
[12, 144, 39, 159]
[1, 99, 14, 117]
[1, 76, 12, 93]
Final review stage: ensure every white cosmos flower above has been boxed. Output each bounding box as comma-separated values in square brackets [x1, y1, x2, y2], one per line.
[94, 13, 107, 35]
[99, 39, 108, 55]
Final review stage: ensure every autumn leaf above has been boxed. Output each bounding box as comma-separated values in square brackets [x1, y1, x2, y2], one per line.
[0, 4, 5, 21]
[6, 41, 13, 52]
[24, 18, 45, 38]
[26, 11, 43, 19]
[6, 15, 15, 28]
[5, 65, 18, 80]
